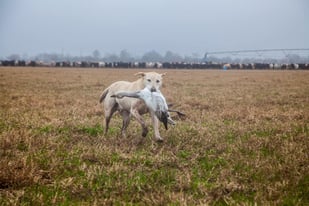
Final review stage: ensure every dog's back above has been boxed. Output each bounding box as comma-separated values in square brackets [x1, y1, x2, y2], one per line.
[100, 79, 144, 111]
[99, 80, 138, 103]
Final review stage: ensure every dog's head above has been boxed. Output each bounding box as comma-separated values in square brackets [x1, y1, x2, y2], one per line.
[135, 72, 166, 92]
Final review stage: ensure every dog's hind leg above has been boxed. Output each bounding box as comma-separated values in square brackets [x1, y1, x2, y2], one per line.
[104, 103, 118, 134]
[120, 110, 131, 137]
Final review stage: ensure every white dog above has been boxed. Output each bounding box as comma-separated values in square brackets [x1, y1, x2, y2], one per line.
[99, 72, 166, 141]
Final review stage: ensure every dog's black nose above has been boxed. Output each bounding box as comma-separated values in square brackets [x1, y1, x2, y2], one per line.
[150, 88, 156, 92]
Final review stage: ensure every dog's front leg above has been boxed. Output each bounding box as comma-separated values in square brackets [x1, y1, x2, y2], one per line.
[151, 112, 163, 142]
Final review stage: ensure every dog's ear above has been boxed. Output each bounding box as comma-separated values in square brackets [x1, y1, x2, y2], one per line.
[134, 72, 145, 77]
[161, 73, 167, 77]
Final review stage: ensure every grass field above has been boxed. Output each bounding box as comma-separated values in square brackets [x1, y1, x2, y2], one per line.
[0, 67, 308, 205]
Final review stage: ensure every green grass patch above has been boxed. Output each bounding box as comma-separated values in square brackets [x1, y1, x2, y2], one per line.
[37, 125, 53, 134]
[17, 141, 28, 152]
[77, 124, 103, 137]
[191, 154, 227, 194]
[178, 150, 191, 159]
[21, 184, 73, 205]
[281, 175, 309, 205]
[34, 123, 104, 137]
[29, 149, 52, 171]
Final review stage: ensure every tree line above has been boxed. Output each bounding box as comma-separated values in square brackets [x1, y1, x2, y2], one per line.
[3, 49, 309, 64]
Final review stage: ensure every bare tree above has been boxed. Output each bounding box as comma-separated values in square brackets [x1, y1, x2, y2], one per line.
[92, 50, 101, 60]
[164, 51, 183, 62]
[141, 50, 163, 62]
[7, 54, 20, 60]
[119, 50, 134, 62]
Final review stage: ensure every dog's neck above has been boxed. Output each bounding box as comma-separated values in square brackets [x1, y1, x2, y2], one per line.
[134, 77, 145, 89]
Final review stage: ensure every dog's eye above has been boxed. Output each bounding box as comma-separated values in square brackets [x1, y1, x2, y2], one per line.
[156, 80, 160, 83]
[147, 79, 151, 82]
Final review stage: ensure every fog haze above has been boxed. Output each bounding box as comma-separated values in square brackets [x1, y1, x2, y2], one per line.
[0, 0, 308, 58]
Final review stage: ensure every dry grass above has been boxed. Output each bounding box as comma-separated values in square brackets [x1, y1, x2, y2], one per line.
[0, 67, 308, 205]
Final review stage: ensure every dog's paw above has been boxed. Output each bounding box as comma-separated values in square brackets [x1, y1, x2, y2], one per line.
[155, 136, 164, 142]
[142, 127, 148, 137]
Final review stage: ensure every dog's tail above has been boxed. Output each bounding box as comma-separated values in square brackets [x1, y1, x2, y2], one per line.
[99, 88, 109, 103]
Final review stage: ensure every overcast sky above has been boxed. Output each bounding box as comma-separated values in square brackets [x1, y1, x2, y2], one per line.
[0, 0, 308, 58]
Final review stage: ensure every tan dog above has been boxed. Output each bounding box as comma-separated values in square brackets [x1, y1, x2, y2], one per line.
[99, 72, 166, 141]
